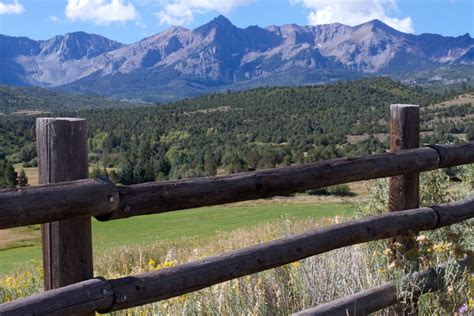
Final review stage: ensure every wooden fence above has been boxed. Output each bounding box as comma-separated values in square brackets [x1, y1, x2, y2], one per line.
[0, 104, 473, 315]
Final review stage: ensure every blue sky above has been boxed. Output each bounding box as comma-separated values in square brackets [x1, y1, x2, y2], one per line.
[0, 0, 472, 44]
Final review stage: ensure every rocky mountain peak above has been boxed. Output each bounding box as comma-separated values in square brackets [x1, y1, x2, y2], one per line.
[354, 19, 404, 38]
[1, 16, 473, 100]
[194, 14, 237, 37]
[40, 32, 123, 61]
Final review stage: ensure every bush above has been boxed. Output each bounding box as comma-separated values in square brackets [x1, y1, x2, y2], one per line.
[306, 184, 355, 197]
[358, 168, 473, 315]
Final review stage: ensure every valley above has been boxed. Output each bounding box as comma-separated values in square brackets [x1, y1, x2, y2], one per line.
[1, 2, 473, 314]
[0, 77, 471, 277]
[0, 77, 472, 186]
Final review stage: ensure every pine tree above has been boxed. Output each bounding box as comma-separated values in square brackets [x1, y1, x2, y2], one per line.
[4, 162, 18, 188]
[18, 169, 28, 187]
[119, 161, 135, 185]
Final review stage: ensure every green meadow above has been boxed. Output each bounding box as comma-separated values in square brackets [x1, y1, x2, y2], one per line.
[0, 200, 355, 274]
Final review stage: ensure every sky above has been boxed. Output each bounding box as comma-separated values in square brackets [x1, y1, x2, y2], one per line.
[0, 0, 472, 44]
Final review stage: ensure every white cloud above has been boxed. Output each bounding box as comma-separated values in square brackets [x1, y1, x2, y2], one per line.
[0, 1, 24, 14]
[48, 15, 63, 23]
[291, 0, 414, 33]
[155, 0, 254, 26]
[135, 21, 147, 28]
[65, 0, 138, 25]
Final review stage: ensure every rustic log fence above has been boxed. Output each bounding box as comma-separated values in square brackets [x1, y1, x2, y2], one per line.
[0, 104, 473, 315]
[295, 255, 471, 316]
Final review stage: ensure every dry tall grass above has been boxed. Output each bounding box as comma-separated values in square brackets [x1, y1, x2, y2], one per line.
[95, 216, 385, 315]
[1, 166, 473, 315]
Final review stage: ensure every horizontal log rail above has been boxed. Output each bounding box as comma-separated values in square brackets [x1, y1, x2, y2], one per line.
[0, 278, 113, 315]
[294, 256, 471, 316]
[103, 142, 474, 221]
[0, 142, 473, 229]
[1, 196, 472, 314]
[0, 178, 119, 229]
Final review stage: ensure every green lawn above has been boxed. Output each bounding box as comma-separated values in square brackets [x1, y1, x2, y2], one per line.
[0, 201, 354, 274]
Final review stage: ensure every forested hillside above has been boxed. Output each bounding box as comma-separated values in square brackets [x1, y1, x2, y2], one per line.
[0, 85, 147, 115]
[0, 77, 472, 185]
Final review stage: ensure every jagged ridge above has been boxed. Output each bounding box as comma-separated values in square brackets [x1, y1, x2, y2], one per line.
[0, 16, 472, 101]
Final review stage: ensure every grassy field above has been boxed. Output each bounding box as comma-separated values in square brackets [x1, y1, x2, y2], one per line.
[0, 199, 355, 274]
[3, 164, 360, 274]
[2, 168, 471, 315]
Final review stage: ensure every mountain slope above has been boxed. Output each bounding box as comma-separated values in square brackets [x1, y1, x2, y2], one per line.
[1, 16, 473, 101]
[0, 85, 147, 114]
[0, 32, 122, 87]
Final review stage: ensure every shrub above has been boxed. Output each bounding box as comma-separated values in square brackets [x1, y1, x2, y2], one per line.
[358, 167, 473, 315]
[306, 184, 355, 197]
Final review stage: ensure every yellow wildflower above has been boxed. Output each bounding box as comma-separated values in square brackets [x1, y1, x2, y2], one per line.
[148, 258, 156, 268]
[432, 242, 453, 254]
[163, 260, 174, 268]
[149, 260, 175, 271]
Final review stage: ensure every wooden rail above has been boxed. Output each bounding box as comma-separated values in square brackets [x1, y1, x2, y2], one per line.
[0, 178, 119, 229]
[0, 143, 473, 229]
[294, 256, 471, 316]
[1, 197, 472, 314]
[0, 104, 473, 315]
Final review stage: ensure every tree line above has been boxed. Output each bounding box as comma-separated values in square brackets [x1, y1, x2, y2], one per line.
[0, 159, 28, 188]
[0, 77, 472, 187]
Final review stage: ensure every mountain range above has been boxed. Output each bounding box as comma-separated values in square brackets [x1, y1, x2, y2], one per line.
[1, 15, 473, 101]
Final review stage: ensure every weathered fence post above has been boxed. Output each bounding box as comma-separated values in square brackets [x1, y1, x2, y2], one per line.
[388, 104, 420, 314]
[389, 104, 420, 251]
[36, 118, 93, 294]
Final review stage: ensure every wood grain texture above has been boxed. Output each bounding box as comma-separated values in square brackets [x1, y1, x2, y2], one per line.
[0, 178, 119, 229]
[295, 282, 397, 316]
[102, 197, 471, 312]
[103, 147, 440, 221]
[36, 118, 94, 292]
[433, 195, 474, 227]
[0, 197, 471, 314]
[388, 104, 420, 314]
[105, 200, 472, 312]
[389, 104, 420, 212]
[0, 278, 113, 315]
[0, 143, 472, 228]
[428, 142, 474, 168]
[389, 105, 420, 263]
[103, 195, 474, 312]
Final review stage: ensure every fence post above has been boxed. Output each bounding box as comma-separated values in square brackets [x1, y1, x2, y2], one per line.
[36, 118, 93, 294]
[388, 104, 420, 314]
